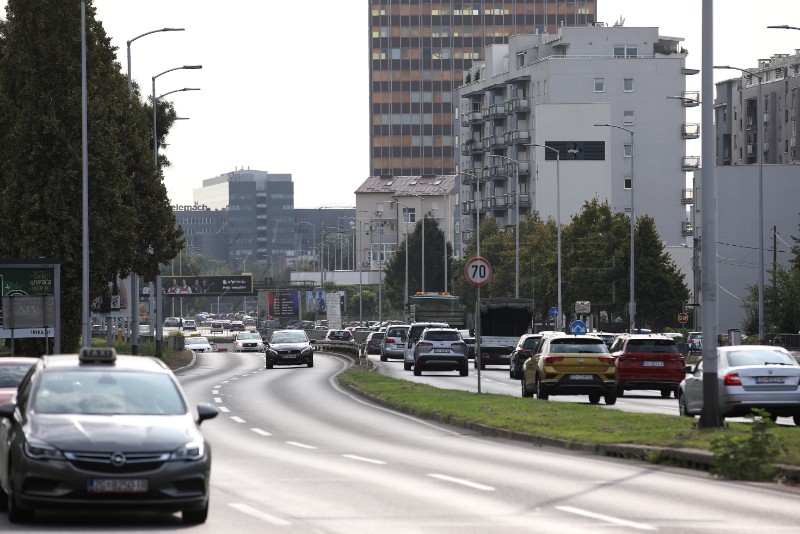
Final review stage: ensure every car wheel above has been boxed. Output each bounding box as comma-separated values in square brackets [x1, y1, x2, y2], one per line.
[182, 500, 209, 524]
[380, 353, 387, 362]
[307, 359, 314, 368]
[460, 365, 468, 377]
[604, 394, 617, 405]
[521, 377, 533, 398]
[660, 389, 671, 399]
[794, 415, 800, 427]
[413, 365, 422, 376]
[589, 393, 601, 405]
[678, 393, 693, 417]
[266, 362, 273, 369]
[536, 376, 549, 400]
[509, 366, 516, 379]
[404, 361, 412, 371]
[616, 385, 625, 397]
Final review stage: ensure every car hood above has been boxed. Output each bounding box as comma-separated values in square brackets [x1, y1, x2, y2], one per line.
[29, 414, 200, 451]
[269, 342, 310, 350]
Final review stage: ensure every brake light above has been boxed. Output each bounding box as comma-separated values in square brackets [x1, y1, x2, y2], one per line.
[543, 355, 564, 364]
[598, 356, 615, 364]
[386, 337, 396, 343]
[452, 342, 466, 347]
[417, 341, 433, 347]
[724, 373, 742, 386]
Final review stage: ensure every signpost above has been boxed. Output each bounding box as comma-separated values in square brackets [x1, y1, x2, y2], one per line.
[678, 312, 689, 325]
[465, 257, 491, 394]
[569, 320, 587, 335]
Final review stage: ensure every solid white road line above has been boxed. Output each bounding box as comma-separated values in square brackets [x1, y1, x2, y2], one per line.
[556, 506, 657, 531]
[231, 416, 246, 423]
[342, 454, 387, 465]
[427, 473, 495, 491]
[229, 503, 291, 526]
[251, 428, 272, 436]
[286, 441, 317, 450]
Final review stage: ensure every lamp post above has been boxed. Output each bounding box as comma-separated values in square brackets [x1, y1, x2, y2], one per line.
[767, 24, 800, 31]
[528, 144, 561, 329]
[714, 64, 764, 343]
[487, 155, 520, 298]
[339, 216, 356, 270]
[127, 28, 185, 97]
[417, 182, 450, 293]
[152, 64, 201, 357]
[390, 197, 411, 321]
[595, 123, 635, 333]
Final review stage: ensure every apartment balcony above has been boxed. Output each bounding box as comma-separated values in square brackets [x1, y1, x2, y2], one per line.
[517, 161, 531, 175]
[681, 156, 700, 171]
[461, 138, 486, 156]
[682, 220, 694, 237]
[505, 97, 531, 114]
[682, 123, 700, 139]
[483, 164, 507, 179]
[680, 91, 700, 107]
[480, 198, 493, 211]
[485, 134, 505, 150]
[462, 229, 473, 241]
[681, 188, 694, 205]
[460, 110, 484, 127]
[504, 129, 531, 145]
[461, 200, 475, 215]
[460, 167, 484, 185]
[518, 193, 531, 208]
[482, 103, 506, 121]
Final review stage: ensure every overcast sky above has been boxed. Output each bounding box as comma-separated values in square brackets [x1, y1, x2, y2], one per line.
[1, 1, 798, 208]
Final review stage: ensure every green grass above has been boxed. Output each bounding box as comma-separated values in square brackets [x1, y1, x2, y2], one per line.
[339, 369, 800, 467]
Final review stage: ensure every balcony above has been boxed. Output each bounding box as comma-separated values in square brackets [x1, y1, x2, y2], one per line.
[462, 229, 473, 241]
[680, 91, 700, 107]
[681, 188, 694, 205]
[517, 161, 531, 175]
[681, 156, 700, 171]
[485, 134, 505, 150]
[460, 110, 484, 127]
[682, 123, 700, 139]
[518, 193, 531, 208]
[460, 167, 484, 185]
[505, 97, 531, 114]
[480, 198, 493, 211]
[482, 103, 506, 121]
[504, 129, 531, 145]
[484, 165, 507, 179]
[682, 220, 694, 237]
[461, 200, 475, 215]
[461, 138, 486, 156]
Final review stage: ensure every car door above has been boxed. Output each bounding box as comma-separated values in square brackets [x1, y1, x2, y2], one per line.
[683, 359, 704, 413]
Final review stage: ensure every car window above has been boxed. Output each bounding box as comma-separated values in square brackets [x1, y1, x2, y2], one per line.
[387, 328, 408, 338]
[625, 339, 678, 353]
[549, 339, 607, 354]
[725, 349, 798, 367]
[238, 333, 261, 340]
[186, 337, 209, 345]
[424, 331, 460, 342]
[522, 337, 540, 349]
[0, 364, 35, 388]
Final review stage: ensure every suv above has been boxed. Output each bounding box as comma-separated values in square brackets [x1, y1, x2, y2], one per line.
[182, 319, 197, 331]
[610, 333, 685, 398]
[381, 325, 409, 361]
[509, 333, 543, 379]
[413, 327, 468, 376]
[404, 322, 449, 371]
[520, 334, 617, 405]
[686, 332, 702, 354]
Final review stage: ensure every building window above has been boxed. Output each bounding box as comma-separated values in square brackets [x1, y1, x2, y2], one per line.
[403, 208, 416, 223]
[624, 175, 632, 189]
[614, 45, 638, 58]
[623, 78, 634, 92]
[623, 111, 634, 125]
[624, 144, 633, 158]
[594, 78, 605, 93]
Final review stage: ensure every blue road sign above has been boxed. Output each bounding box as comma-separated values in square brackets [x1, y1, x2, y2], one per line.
[569, 320, 587, 335]
[549, 306, 558, 318]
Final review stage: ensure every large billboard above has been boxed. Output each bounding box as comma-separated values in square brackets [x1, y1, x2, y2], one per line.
[268, 291, 299, 318]
[0, 260, 61, 348]
[161, 275, 253, 296]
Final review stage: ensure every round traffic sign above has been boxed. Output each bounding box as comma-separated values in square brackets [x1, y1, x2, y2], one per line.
[465, 256, 492, 287]
[678, 312, 689, 324]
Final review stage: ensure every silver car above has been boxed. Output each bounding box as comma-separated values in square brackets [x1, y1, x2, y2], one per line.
[678, 345, 800, 425]
[381, 325, 409, 361]
[233, 332, 265, 352]
[404, 322, 449, 371]
[412, 327, 468, 377]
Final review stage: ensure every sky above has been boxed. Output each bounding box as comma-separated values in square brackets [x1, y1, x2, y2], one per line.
[1, 1, 798, 208]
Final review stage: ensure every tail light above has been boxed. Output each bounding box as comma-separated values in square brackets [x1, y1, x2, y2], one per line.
[452, 342, 466, 347]
[521, 349, 531, 357]
[598, 356, 615, 364]
[724, 373, 742, 386]
[417, 341, 433, 347]
[543, 355, 564, 364]
[386, 337, 396, 343]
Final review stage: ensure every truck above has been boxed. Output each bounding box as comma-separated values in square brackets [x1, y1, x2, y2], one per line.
[408, 293, 466, 328]
[476, 297, 534, 370]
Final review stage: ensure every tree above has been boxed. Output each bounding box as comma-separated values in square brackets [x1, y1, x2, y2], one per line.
[0, 1, 183, 351]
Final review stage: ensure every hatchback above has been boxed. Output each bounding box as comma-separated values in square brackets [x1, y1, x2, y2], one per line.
[266, 330, 314, 368]
[182, 319, 197, 331]
[404, 322, 449, 371]
[413, 328, 468, 376]
[509, 333, 543, 379]
[610, 334, 685, 397]
[678, 345, 800, 424]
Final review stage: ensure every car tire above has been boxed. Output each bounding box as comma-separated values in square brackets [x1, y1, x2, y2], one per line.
[536, 376, 549, 400]
[604, 394, 617, 405]
[794, 415, 800, 427]
[460, 365, 468, 377]
[307, 359, 314, 368]
[616, 386, 625, 397]
[182, 500, 209, 524]
[660, 389, 671, 399]
[266, 362, 273, 369]
[678, 393, 693, 417]
[521, 378, 533, 398]
[404, 361, 412, 371]
[589, 393, 601, 405]
[413, 365, 422, 376]
[380, 353, 387, 362]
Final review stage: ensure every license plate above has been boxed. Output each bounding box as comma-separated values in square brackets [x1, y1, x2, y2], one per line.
[756, 376, 785, 384]
[88, 479, 148, 494]
[643, 361, 665, 367]
[434, 348, 450, 353]
[569, 374, 594, 380]
[284, 354, 296, 359]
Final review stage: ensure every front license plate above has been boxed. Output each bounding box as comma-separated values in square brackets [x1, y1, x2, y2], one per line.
[434, 348, 450, 353]
[88, 479, 148, 494]
[643, 361, 665, 367]
[569, 374, 594, 380]
[284, 354, 296, 359]
[756, 376, 785, 384]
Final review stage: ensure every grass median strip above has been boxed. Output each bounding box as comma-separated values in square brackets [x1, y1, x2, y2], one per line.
[338, 369, 800, 467]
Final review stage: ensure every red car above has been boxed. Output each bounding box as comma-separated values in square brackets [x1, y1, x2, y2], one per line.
[0, 357, 39, 403]
[609, 334, 685, 398]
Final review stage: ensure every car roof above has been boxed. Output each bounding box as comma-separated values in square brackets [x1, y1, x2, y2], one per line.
[40, 353, 170, 373]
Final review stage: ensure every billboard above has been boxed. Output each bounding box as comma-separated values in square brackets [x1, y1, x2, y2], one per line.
[306, 290, 327, 316]
[268, 291, 299, 317]
[161, 275, 253, 296]
[0, 265, 56, 329]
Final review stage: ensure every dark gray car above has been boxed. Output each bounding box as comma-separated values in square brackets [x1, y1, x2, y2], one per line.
[266, 329, 314, 368]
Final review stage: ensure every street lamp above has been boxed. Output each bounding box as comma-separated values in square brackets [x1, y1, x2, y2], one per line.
[595, 123, 636, 333]
[127, 28, 185, 97]
[528, 144, 561, 330]
[714, 64, 764, 343]
[390, 197, 411, 321]
[767, 24, 800, 31]
[487, 154, 520, 298]
[416, 182, 450, 293]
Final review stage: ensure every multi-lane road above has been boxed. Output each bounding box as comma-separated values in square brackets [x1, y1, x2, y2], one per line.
[3, 348, 799, 532]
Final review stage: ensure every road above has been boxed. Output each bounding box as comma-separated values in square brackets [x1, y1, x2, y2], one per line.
[3, 349, 799, 532]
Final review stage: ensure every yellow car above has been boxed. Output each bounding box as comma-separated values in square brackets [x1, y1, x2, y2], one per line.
[520, 333, 617, 405]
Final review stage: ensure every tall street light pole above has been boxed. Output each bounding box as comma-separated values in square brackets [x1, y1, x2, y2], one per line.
[595, 123, 635, 333]
[487, 155, 520, 298]
[528, 144, 561, 329]
[152, 64, 201, 357]
[81, 1, 90, 347]
[418, 182, 450, 293]
[714, 64, 764, 343]
[390, 197, 411, 321]
[127, 27, 184, 97]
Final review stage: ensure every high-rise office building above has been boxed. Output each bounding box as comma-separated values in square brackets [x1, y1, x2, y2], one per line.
[368, 0, 598, 177]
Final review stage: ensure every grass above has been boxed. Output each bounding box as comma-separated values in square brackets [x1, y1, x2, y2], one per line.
[338, 369, 800, 467]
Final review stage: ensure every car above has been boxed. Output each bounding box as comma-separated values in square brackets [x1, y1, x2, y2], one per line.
[594, 332, 617, 350]
[243, 317, 257, 328]
[509, 333, 543, 379]
[413, 327, 468, 376]
[610, 333, 685, 397]
[182, 319, 197, 331]
[209, 321, 224, 334]
[0, 347, 218, 524]
[686, 332, 703, 354]
[0, 357, 38, 404]
[184, 336, 213, 353]
[265, 329, 314, 368]
[458, 329, 476, 360]
[381, 325, 410, 361]
[233, 332, 265, 352]
[325, 329, 354, 342]
[261, 319, 280, 329]
[363, 331, 385, 356]
[164, 317, 181, 328]
[678, 345, 800, 425]
[404, 322, 449, 371]
[229, 321, 245, 332]
[520, 333, 617, 405]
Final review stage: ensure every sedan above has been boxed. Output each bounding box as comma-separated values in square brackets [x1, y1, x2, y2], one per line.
[678, 345, 800, 425]
[184, 336, 214, 353]
[233, 332, 265, 353]
[0, 357, 38, 403]
[0, 348, 218, 524]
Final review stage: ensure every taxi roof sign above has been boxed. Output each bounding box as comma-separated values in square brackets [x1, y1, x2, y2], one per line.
[79, 347, 117, 363]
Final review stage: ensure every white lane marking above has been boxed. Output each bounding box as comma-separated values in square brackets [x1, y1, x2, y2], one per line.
[214, 397, 222, 403]
[229, 502, 291, 526]
[219, 407, 230, 413]
[286, 441, 317, 450]
[222, 380, 230, 384]
[556, 506, 657, 531]
[212, 389, 219, 395]
[231, 416, 246, 423]
[251, 428, 272, 436]
[342, 454, 387, 465]
[428, 473, 495, 491]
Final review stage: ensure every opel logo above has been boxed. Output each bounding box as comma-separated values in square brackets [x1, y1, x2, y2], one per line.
[578, 358, 585, 365]
[110, 452, 127, 467]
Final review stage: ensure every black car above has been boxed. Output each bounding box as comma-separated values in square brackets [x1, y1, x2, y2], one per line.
[509, 333, 543, 379]
[265, 329, 314, 368]
[363, 332, 385, 356]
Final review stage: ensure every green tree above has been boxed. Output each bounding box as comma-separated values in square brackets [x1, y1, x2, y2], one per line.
[0, 0, 183, 351]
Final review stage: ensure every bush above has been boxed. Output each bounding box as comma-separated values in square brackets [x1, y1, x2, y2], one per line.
[710, 411, 786, 481]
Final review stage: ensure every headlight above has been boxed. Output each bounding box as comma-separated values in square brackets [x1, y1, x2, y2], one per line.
[24, 440, 65, 460]
[170, 440, 205, 461]
[301, 346, 313, 355]
[266, 349, 278, 356]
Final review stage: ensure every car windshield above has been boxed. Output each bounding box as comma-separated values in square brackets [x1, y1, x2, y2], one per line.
[33, 371, 187, 415]
[186, 337, 209, 345]
[237, 333, 261, 340]
[625, 339, 678, 353]
[0, 364, 35, 388]
[388, 328, 409, 339]
[550, 339, 608, 354]
[725, 349, 798, 367]
[271, 331, 307, 343]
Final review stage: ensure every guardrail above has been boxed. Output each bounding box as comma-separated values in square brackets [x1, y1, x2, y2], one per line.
[312, 339, 362, 361]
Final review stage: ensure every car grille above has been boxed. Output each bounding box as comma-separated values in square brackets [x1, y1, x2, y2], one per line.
[276, 348, 303, 356]
[64, 451, 170, 474]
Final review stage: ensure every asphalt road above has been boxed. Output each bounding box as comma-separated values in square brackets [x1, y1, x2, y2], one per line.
[4, 349, 799, 532]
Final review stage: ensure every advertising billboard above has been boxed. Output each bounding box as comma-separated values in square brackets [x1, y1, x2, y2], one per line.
[268, 291, 299, 318]
[0, 265, 56, 330]
[161, 275, 253, 296]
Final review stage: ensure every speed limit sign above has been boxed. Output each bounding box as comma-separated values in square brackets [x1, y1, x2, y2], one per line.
[465, 256, 492, 287]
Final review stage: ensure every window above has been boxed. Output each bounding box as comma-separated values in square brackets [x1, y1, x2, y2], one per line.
[594, 78, 605, 93]
[624, 144, 633, 158]
[403, 208, 416, 224]
[623, 78, 634, 92]
[624, 175, 632, 189]
[623, 111, 634, 125]
[614, 45, 638, 58]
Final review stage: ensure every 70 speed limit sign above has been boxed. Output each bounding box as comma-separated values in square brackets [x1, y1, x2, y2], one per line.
[465, 256, 492, 287]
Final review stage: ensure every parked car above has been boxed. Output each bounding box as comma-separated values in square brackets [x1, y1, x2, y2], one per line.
[509, 333, 543, 379]
[610, 333, 685, 397]
[404, 322, 449, 371]
[381, 325, 410, 361]
[163, 317, 181, 328]
[0, 357, 38, 404]
[265, 329, 314, 368]
[520, 333, 617, 405]
[0, 348, 218, 524]
[412, 327, 468, 376]
[182, 319, 197, 331]
[325, 329, 354, 342]
[184, 336, 214, 353]
[363, 331, 385, 356]
[233, 332, 265, 353]
[594, 332, 617, 350]
[678, 345, 800, 425]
